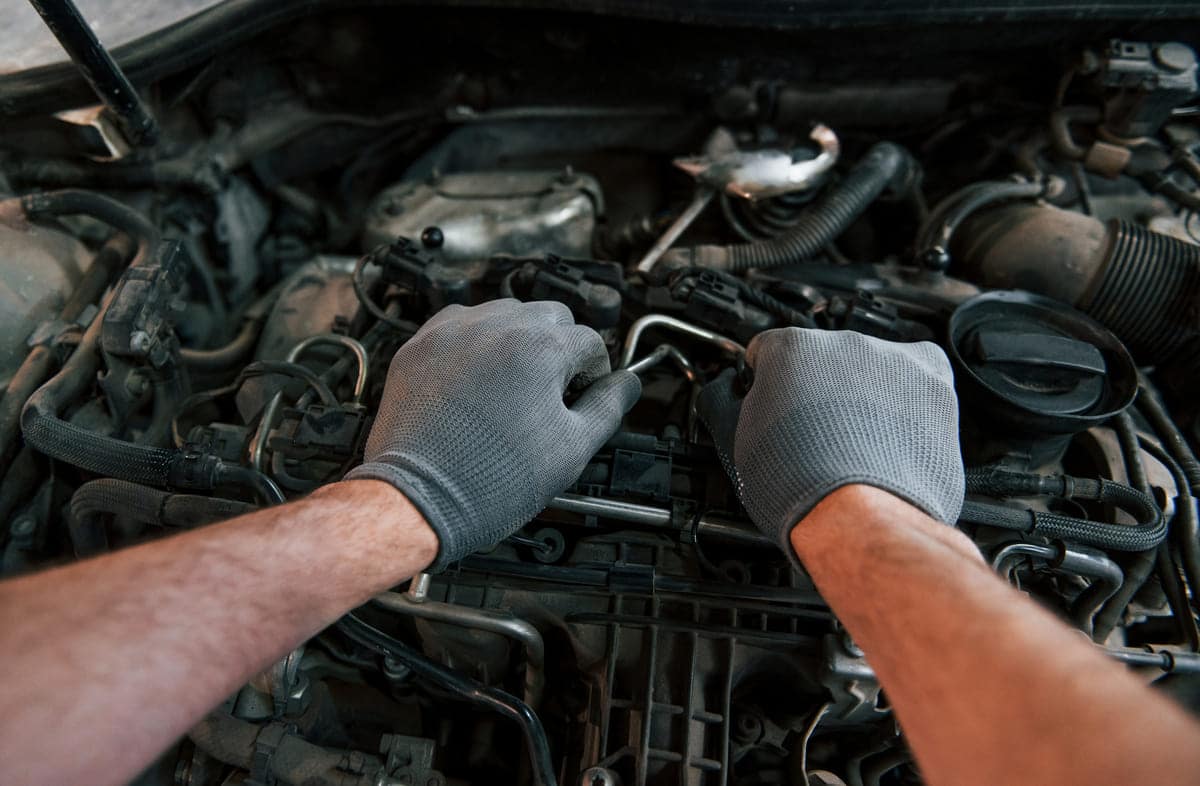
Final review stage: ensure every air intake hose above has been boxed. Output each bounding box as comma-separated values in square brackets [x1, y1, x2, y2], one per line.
[954, 204, 1200, 371]
[660, 142, 915, 272]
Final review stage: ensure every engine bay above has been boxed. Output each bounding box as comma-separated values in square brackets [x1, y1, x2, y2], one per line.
[2, 4, 1200, 785]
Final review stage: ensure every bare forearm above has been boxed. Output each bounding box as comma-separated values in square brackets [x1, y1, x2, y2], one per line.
[0, 479, 435, 786]
[793, 484, 1200, 786]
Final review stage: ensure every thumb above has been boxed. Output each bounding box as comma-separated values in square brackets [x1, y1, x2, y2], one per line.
[696, 368, 743, 475]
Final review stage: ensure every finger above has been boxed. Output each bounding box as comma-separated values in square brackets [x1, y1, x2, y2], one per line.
[558, 324, 612, 390]
[523, 300, 575, 326]
[695, 368, 742, 465]
[569, 370, 642, 444]
[745, 328, 790, 369]
[745, 326, 820, 369]
[418, 302, 471, 333]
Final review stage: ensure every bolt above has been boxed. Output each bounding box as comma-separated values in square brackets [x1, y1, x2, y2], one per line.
[420, 226, 444, 249]
[918, 247, 951, 272]
[129, 330, 151, 354]
[125, 371, 150, 397]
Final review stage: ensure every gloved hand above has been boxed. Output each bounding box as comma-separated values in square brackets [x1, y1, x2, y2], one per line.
[697, 328, 964, 561]
[346, 299, 641, 571]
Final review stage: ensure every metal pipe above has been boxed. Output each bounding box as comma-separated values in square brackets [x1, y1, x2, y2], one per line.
[548, 493, 772, 546]
[625, 343, 698, 382]
[338, 613, 558, 786]
[618, 314, 744, 370]
[635, 187, 715, 274]
[992, 541, 1124, 637]
[374, 581, 545, 705]
[27, 0, 158, 147]
[381, 581, 545, 671]
[1106, 647, 1200, 674]
[549, 493, 671, 526]
[249, 334, 369, 470]
[991, 542, 1059, 576]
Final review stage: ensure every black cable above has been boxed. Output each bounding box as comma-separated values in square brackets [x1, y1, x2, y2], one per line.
[351, 253, 420, 334]
[337, 613, 558, 786]
[1139, 437, 1200, 623]
[914, 178, 1050, 269]
[1137, 378, 1200, 490]
[1092, 415, 1166, 643]
[239, 361, 337, 408]
[213, 463, 284, 506]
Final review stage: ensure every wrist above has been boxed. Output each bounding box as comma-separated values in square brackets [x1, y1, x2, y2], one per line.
[789, 484, 980, 565]
[315, 479, 441, 578]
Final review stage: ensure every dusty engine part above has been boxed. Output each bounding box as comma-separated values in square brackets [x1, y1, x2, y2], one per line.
[0, 220, 92, 387]
[256, 257, 362, 362]
[362, 170, 603, 268]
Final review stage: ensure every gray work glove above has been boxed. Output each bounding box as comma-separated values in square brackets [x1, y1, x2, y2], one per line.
[697, 328, 964, 561]
[346, 299, 641, 571]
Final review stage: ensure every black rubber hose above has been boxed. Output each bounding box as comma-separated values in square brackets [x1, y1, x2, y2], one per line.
[663, 143, 913, 272]
[215, 463, 285, 506]
[7, 189, 158, 243]
[337, 613, 558, 786]
[1094, 547, 1159, 643]
[914, 178, 1050, 270]
[1139, 437, 1200, 617]
[19, 289, 179, 487]
[962, 467, 1165, 551]
[1158, 541, 1200, 649]
[1137, 378, 1200, 490]
[20, 303, 281, 504]
[68, 478, 255, 555]
[0, 215, 144, 478]
[1091, 414, 1164, 641]
[351, 252, 420, 334]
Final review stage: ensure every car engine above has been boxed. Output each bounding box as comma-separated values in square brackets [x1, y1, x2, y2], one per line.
[2, 3, 1200, 785]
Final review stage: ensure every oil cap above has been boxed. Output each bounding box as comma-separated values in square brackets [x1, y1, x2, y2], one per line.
[948, 291, 1136, 462]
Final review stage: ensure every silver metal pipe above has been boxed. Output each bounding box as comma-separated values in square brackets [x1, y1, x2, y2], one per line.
[549, 493, 671, 526]
[618, 314, 744, 370]
[249, 334, 370, 470]
[992, 541, 1124, 636]
[635, 187, 715, 274]
[625, 343, 698, 382]
[1105, 647, 1200, 674]
[991, 542, 1059, 578]
[374, 581, 546, 705]
[548, 494, 772, 546]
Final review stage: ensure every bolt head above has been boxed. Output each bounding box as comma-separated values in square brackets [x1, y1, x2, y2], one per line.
[420, 226, 445, 249]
